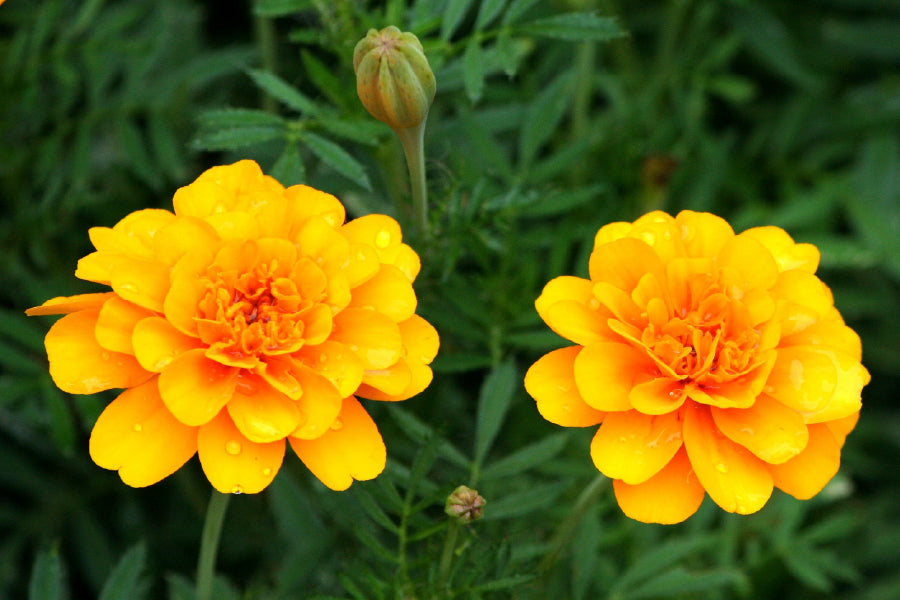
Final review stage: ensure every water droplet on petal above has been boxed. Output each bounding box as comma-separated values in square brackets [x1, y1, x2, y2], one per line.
[100, 351, 110, 360]
[618, 436, 628, 443]
[356, 250, 367, 261]
[331, 418, 344, 431]
[588, 298, 600, 310]
[225, 440, 242, 455]
[232, 485, 243, 494]
[319, 353, 328, 363]
[262, 468, 272, 477]
[348, 344, 359, 352]
[375, 230, 391, 248]
[716, 463, 728, 474]
[133, 424, 143, 432]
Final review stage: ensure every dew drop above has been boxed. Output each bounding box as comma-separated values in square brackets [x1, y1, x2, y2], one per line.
[715, 463, 728, 474]
[356, 250, 367, 261]
[737, 504, 747, 513]
[225, 440, 242, 455]
[133, 424, 143, 433]
[588, 298, 600, 310]
[100, 351, 110, 360]
[232, 485, 243, 495]
[348, 343, 359, 352]
[618, 436, 628, 443]
[262, 468, 272, 477]
[375, 230, 391, 248]
[318, 353, 328, 363]
[331, 418, 344, 431]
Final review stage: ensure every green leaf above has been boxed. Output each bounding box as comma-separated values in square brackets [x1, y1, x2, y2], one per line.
[516, 12, 626, 42]
[301, 132, 371, 190]
[519, 71, 573, 170]
[519, 184, 606, 218]
[29, 548, 67, 600]
[441, 0, 475, 40]
[198, 107, 286, 129]
[98, 544, 147, 600]
[474, 359, 518, 465]
[191, 126, 284, 151]
[468, 574, 536, 592]
[623, 567, 745, 600]
[475, 0, 508, 30]
[485, 481, 569, 520]
[253, 0, 313, 17]
[270, 143, 306, 186]
[352, 486, 399, 533]
[317, 117, 387, 146]
[481, 432, 569, 479]
[463, 37, 485, 103]
[247, 69, 322, 115]
[612, 537, 717, 595]
[386, 406, 469, 468]
[502, 0, 541, 25]
[301, 50, 347, 108]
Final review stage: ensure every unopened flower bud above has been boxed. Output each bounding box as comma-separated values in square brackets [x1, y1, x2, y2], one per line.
[353, 26, 436, 131]
[444, 485, 485, 524]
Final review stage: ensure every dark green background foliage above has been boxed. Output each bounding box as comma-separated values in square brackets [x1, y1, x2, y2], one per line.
[2, 0, 899, 598]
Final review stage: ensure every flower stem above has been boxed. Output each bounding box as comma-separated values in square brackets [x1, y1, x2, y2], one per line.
[538, 473, 608, 574]
[394, 124, 429, 239]
[437, 520, 460, 591]
[195, 490, 231, 600]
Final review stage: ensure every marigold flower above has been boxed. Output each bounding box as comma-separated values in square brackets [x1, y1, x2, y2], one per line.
[524, 210, 869, 524]
[27, 160, 438, 494]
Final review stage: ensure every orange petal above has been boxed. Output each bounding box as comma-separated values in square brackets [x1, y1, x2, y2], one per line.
[95, 296, 155, 354]
[90, 209, 176, 255]
[781, 319, 862, 361]
[289, 396, 386, 490]
[391, 243, 421, 281]
[152, 216, 220, 267]
[295, 340, 365, 398]
[291, 365, 343, 439]
[769, 423, 840, 500]
[348, 265, 417, 322]
[227, 377, 302, 443]
[89, 377, 197, 487]
[771, 271, 833, 336]
[344, 243, 381, 288]
[573, 342, 654, 412]
[331, 307, 402, 370]
[360, 358, 413, 397]
[133, 316, 203, 372]
[712, 395, 808, 465]
[593, 221, 632, 246]
[158, 348, 238, 426]
[164, 248, 215, 337]
[683, 403, 773, 514]
[628, 378, 687, 415]
[741, 226, 819, 274]
[284, 184, 347, 229]
[674, 210, 734, 258]
[589, 237, 664, 293]
[767, 346, 837, 414]
[197, 411, 284, 494]
[26, 292, 116, 316]
[826, 411, 859, 448]
[717, 235, 779, 291]
[536, 277, 610, 345]
[524, 346, 605, 427]
[295, 216, 351, 274]
[399, 314, 439, 365]
[341, 214, 403, 264]
[257, 355, 304, 400]
[45, 310, 152, 394]
[591, 409, 683, 484]
[109, 257, 171, 313]
[75, 251, 116, 284]
[593, 281, 641, 325]
[205, 211, 260, 241]
[802, 349, 869, 424]
[613, 447, 705, 524]
[628, 213, 685, 262]
[536, 276, 593, 319]
[357, 357, 433, 402]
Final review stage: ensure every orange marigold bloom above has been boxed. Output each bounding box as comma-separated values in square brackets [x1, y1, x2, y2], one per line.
[524, 210, 869, 524]
[27, 160, 438, 494]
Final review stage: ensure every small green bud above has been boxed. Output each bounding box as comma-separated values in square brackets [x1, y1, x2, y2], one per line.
[353, 26, 436, 131]
[444, 485, 485, 524]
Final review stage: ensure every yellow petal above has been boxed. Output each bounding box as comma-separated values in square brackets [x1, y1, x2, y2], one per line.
[802, 349, 869, 424]
[593, 221, 632, 246]
[741, 226, 819, 274]
[613, 448, 705, 524]
[348, 265, 417, 322]
[628, 378, 687, 415]
[781, 320, 862, 361]
[536, 276, 593, 318]
[591, 409, 683, 484]
[152, 216, 221, 267]
[769, 423, 840, 500]
[573, 342, 654, 412]
[132, 316, 203, 372]
[357, 357, 432, 402]
[341, 214, 403, 264]
[227, 376, 302, 443]
[45, 310, 152, 394]
[164, 248, 215, 337]
[95, 296, 155, 354]
[75, 251, 116, 284]
[331, 307, 402, 370]
[589, 237, 664, 293]
[399, 314, 439, 365]
[291, 365, 343, 439]
[197, 411, 284, 494]
[771, 270, 833, 335]
[257, 355, 304, 400]
[290, 396, 386, 491]
[89, 377, 197, 487]
[712, 395, 809, 464]
[391, 243, 421, 281]
[628, 213, 685, 262]
[767, 346, 837, 414]
[284, 184, 347, 229]
[158, 348, 238, 426]
[683, 403, 773, 515]
[205, 211, 260, 241]
[295, 340, 365, 398]
[717, 235, 779, 292]
[110, 257, 171, 313]
[674, 210, 734, 258]
[524, 346, 605, 427]
[344, 243, 381, 288]
[295, 216, 350, 274]
[826, 411, 859, 447]
[26, 292, 116, 316]
[93, 208, 177, 255]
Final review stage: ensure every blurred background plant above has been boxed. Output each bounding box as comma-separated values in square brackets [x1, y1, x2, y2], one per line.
[2, 0, 899, 598]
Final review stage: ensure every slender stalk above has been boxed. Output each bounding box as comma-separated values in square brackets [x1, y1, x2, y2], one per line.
[195, 490, 232, 600]
[254, 13, 278, 114]
[437, 520, 460, 593]
[569, 40, 595, 185]
[394, 123, 429, 238]
[538, 473, 608, 575]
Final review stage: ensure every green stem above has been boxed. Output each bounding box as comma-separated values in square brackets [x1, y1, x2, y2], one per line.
[538, 473, 608, 575]
[569, 40, 595, 185]
[394, 123, 429, 238]
[195, 490, 232, 600]
[437, 520, 460, 593]
[254, 13, 278, 113]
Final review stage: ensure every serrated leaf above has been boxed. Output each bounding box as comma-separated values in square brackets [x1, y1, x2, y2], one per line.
[198, 107, 286, 129]
[502, 0, 541, 25]
[516, 12, 626, 42]
[253, 0, 312, 17]
[441, 0, 475, 40]
[317, 117, 386, 146]
[519, 71, 573, 170]
[191, 126, 284, 151]
[386, 406, 469, 468]
[482, 432, 569, 479]
[300, 50, 346, 108]
[352, 486, 398, 533]
[270, 143, 306, 186]
[247, 69, 321, 115]
[301, 132, 371, 189]
[485, 481, 569, 520]
[474, 359, 518, 465]
[29, 548, 67, 600]
[463, 37, 485, 103]
[98, 544, 147, 600]
[475, 0, 508, 30]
